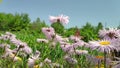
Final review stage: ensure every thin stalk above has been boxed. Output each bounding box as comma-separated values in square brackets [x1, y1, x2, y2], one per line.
[12, 46, 21, 62]
[104, 49, 107, 68]
[98, 60, 101, 68]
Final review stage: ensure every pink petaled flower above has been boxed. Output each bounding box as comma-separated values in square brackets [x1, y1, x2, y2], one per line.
[0, 44, 10, 49]
[10, 38, 23, 47]
[64, 55, 78, 64]
[49, 14, 69, 24]
[69, 35, 81, 42]
[86, 55, 111, 67]
[59, 41, 70, 45]
[22, 46, 32, 54]
[72, 40, 85, 48]
[28, 51, 40, 68]
[110, 38, 120, 51]
[54, 34, 63, 42]
[60, 44, 73, 52]
[88, 40, 117, 53]
[42, 27, 55, 40]
[44, 58, 52, 64]
[99, 28, 120, 40]
[5, 32, 16, 39]
[15, 42, 32, 54]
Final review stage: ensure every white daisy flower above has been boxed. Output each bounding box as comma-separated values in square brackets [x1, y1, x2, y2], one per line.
[89, 40, 117, 53]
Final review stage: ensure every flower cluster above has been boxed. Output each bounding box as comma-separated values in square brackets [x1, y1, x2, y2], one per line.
[0, 32, 32, 63]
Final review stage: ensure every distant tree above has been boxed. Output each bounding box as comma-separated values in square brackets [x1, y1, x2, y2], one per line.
[117, 25, 120, 29]
[36, 17, 41, 23]
[64, 26, 78, 37]
[0, 12, 30, 31]
[96, 22, 103, 33]
[80, 22, 98, 42]
[29, 17, 48, 33]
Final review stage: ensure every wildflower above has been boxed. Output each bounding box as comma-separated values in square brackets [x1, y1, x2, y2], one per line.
[0, 32, 16, 40]
[59, 41, 69, 45]
[88, 40, 116, 53]
[0, 44, 10, 49]
[2, 48, 16, 58]
[10, 38, 21, 46]
[75, 50, 88, 55]
[69, 35, 80, 42]
[28, 51, 40, 68]
[49, 14, 69, 24]
[86, 55, 111, 67]
[16, 42, 32, 54]
[99, 28, 120, 40]
[42, 27, 55, 40]
[44, 58, 52, 64]
[28, 58, 36, 68]
[3, 50, 22, 62]
[49, 41, 56, 48]
[54, 34, 63, 42]
[5, 32, 16, 39]
[64, 55, 77, 64]
[52, 63, 62, 68]
[0, 34, 10, 40]
[62, 38, 69, 42]
[22, 46, 32, 54]
[60, 44, 73, 53]
[72, 40, 85, 48]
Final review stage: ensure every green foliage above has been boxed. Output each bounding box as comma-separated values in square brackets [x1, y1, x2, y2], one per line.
[95, 22, 103, 33]
[64, 27, 78, 37]
[0, 13, 30, 31]
[80, 23, 98, 42]
[51, 22, 64, 35]
[29, 17, 48, 33]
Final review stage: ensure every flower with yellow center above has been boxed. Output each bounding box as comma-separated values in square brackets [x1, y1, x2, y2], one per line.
[89, 40, 116, 53]
[99, 41, 110, 46]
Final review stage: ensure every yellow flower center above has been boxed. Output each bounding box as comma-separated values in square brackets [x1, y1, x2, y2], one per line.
[99, 41, 110, 46]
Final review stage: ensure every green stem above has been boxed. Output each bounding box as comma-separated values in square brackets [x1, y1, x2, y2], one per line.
[98, 60, 100, 68]
[104, 49, 107, 68]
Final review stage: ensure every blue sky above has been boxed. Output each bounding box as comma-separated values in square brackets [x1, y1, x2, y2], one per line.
[0, 0, 120, 28]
